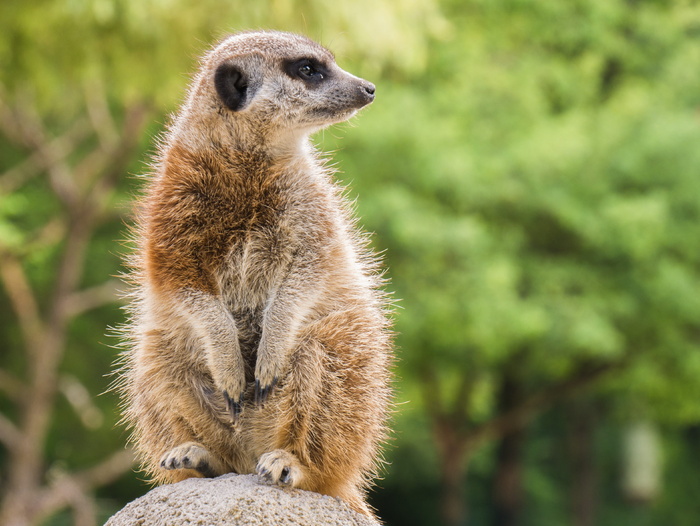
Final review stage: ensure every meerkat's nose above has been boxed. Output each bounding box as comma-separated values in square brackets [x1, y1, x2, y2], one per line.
[359, 81, 376, 105]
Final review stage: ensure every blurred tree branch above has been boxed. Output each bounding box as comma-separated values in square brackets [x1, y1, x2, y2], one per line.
[84, 78, 120, 151]
[0, 93, 80, 208]
[65, 280, 124, 318]
[465, 361, 623, 449]
[35, 449, 136, 525]
[0, 251, 43, 350]
[0, 118, 91, 194]
[0, 413, 21, 450]
[0, 83, 150, 526]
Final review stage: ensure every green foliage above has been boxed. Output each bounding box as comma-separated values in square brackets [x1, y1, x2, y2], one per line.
[3, 0, 700, 524]
[332, 0, 700, 420]
[326, 1, 700, 522]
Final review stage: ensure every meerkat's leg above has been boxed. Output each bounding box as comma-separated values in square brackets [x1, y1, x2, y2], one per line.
[256, 306, 391, 515]
[255, 262, 322, 404]
[126, 328, 234, 483]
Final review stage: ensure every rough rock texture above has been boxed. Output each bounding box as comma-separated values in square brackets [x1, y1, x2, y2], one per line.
[105, 474, 381, 526]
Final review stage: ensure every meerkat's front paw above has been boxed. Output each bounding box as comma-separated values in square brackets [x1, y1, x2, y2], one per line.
[213, 369, 247, 423]
[222, 390, 244, 423]
[256, 449, 305, 488]
[254, 347, 283, 406]
[254, 376, 279, 406]
[159, 442, 225, 478]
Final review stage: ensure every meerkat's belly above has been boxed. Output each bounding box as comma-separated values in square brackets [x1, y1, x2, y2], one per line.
[215, 229, 297, 372]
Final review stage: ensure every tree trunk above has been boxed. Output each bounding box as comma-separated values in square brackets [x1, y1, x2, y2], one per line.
[435, 423, 470, 526]
[569, 401, 599, 526]
[491, 374, 526, 526]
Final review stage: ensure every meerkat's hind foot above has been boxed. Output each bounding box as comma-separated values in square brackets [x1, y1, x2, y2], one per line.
[159, 442, 225, 478]
[256, 449, 305, 487]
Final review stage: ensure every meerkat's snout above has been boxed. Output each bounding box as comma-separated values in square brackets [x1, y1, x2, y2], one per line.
[330, 68, 376, 109]
[356, 79, 376, 106]
[303, 70, 376, 126]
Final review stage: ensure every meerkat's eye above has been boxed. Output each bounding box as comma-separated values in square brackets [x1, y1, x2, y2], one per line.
[298, 63, 324, 80]
[284, 58, 328, 84]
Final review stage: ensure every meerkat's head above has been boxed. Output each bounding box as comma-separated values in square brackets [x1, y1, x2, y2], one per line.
[181, 31, 375, 151]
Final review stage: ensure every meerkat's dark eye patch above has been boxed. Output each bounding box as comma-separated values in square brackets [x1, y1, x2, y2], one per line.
[283, 58, 329, 85]
[215, 62, 250, 111]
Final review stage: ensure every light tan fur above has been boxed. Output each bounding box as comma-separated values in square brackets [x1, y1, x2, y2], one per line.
[115, 31, 393, 516]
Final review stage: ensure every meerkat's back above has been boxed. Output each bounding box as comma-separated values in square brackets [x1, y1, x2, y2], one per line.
[117, 31, 393, 517]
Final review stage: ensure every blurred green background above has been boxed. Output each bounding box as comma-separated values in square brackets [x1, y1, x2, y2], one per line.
[2, 1, 700, 525]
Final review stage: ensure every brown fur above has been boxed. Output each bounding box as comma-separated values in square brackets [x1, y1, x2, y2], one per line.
[116, 31, 393, 516]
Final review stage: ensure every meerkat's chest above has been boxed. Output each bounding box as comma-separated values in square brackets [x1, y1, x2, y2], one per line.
[214, 190, 310, 306]
[217, 236, 285, 306]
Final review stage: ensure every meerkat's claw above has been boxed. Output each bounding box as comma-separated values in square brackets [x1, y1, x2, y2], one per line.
[254, 377, 278, 406]
[280, 466, 292, 485]
[223, 390, 244, 423]
[256, 449, 304, 487]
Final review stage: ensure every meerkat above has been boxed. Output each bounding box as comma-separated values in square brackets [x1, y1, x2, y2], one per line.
[116, 31, 393, 516]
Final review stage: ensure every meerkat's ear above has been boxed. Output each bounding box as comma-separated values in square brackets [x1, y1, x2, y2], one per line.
[214, 58, 261, 112]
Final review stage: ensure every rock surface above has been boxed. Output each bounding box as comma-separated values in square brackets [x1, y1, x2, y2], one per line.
[105, 474, 381, 526]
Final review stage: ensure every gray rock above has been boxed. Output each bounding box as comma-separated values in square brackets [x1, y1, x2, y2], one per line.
[105, 474, 381, 526]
